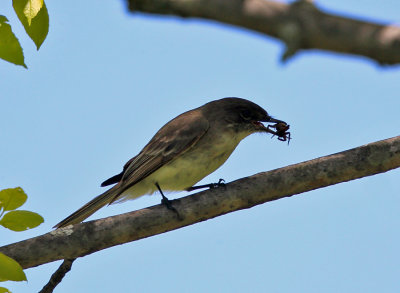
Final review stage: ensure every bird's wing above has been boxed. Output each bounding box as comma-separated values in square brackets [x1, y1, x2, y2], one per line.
[54, 111, 209, 228]
[110, 111, 210, 202]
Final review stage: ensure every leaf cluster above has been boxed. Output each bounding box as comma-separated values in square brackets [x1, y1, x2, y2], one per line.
[0, 187, 44, 291]
[0, 0, 49, 68]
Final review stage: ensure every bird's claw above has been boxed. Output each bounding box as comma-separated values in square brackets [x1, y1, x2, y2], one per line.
[210, 178, 226, 189]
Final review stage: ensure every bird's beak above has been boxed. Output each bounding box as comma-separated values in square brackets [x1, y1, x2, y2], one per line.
[254, 116, 287, 134]
[265, 117, 286, 124]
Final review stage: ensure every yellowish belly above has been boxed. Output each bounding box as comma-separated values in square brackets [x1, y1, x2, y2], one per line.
[115, 130, 249, 203]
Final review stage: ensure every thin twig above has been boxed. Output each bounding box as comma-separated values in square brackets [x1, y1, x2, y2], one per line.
[39, 258, 76, 293]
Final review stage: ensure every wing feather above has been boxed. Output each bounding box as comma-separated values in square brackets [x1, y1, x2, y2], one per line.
[110, 110, 209, 202]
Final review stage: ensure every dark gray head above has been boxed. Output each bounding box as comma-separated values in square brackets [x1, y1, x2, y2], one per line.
[202, 97, 285, 134]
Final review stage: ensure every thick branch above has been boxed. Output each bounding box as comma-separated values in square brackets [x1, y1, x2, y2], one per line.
[126, 0, 400, 65]
[1, 136, 399, 269]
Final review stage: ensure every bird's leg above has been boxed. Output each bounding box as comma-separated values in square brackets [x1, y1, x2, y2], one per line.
[155, 182, 181, 219]
[186, 178, 226, 191]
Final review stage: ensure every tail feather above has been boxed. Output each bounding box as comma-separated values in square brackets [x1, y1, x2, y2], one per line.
[101, 171, 123, 187]
[53, 186, 120, 229]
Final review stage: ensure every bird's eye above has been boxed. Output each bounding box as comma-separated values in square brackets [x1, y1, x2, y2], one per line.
[240, 110, 252, 120]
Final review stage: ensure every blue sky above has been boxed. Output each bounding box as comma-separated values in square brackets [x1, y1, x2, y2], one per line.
[1, 1, 399, 292]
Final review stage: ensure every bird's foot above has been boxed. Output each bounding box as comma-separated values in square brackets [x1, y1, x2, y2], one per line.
[156, 182, 182, 220]
[186, 178, 226, 191]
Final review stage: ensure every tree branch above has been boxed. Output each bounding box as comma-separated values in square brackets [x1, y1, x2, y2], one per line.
[39, 258, 75, 293]
[1, 136, 399, 269]
[126, 0, 400, 65]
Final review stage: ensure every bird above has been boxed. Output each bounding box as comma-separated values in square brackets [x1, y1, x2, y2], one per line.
[54, 97, 287, 228]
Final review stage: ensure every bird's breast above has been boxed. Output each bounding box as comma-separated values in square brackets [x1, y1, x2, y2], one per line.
[155, 130, 245, 189]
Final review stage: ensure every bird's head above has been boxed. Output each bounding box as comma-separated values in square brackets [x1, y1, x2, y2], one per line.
[204, 97, 286, 136]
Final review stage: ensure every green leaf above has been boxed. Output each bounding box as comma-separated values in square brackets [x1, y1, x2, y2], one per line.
[0, 188, 27, 212]
[0, 287, 11, 293]
[13, 0, 49, 49]
[0, 15, 26, 68]
[0, 252, 27, 282]
[0, 210, 44, 231]
[23, 0, 44, 26]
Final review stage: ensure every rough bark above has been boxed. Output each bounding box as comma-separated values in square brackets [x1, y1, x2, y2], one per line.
[0, 135, 399, 269]
[126, 0, 400, 65]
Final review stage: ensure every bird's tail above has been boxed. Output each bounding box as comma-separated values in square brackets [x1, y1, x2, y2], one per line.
[53, 185, 121, 229]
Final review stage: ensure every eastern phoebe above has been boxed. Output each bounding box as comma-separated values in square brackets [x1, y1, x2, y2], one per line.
[54, 97, 287, 228]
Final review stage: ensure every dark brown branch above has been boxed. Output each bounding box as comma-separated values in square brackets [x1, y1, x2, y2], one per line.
[39, 259, 75, 293]
[126, 0, 400, 65]
[0, 136, 399, 269]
